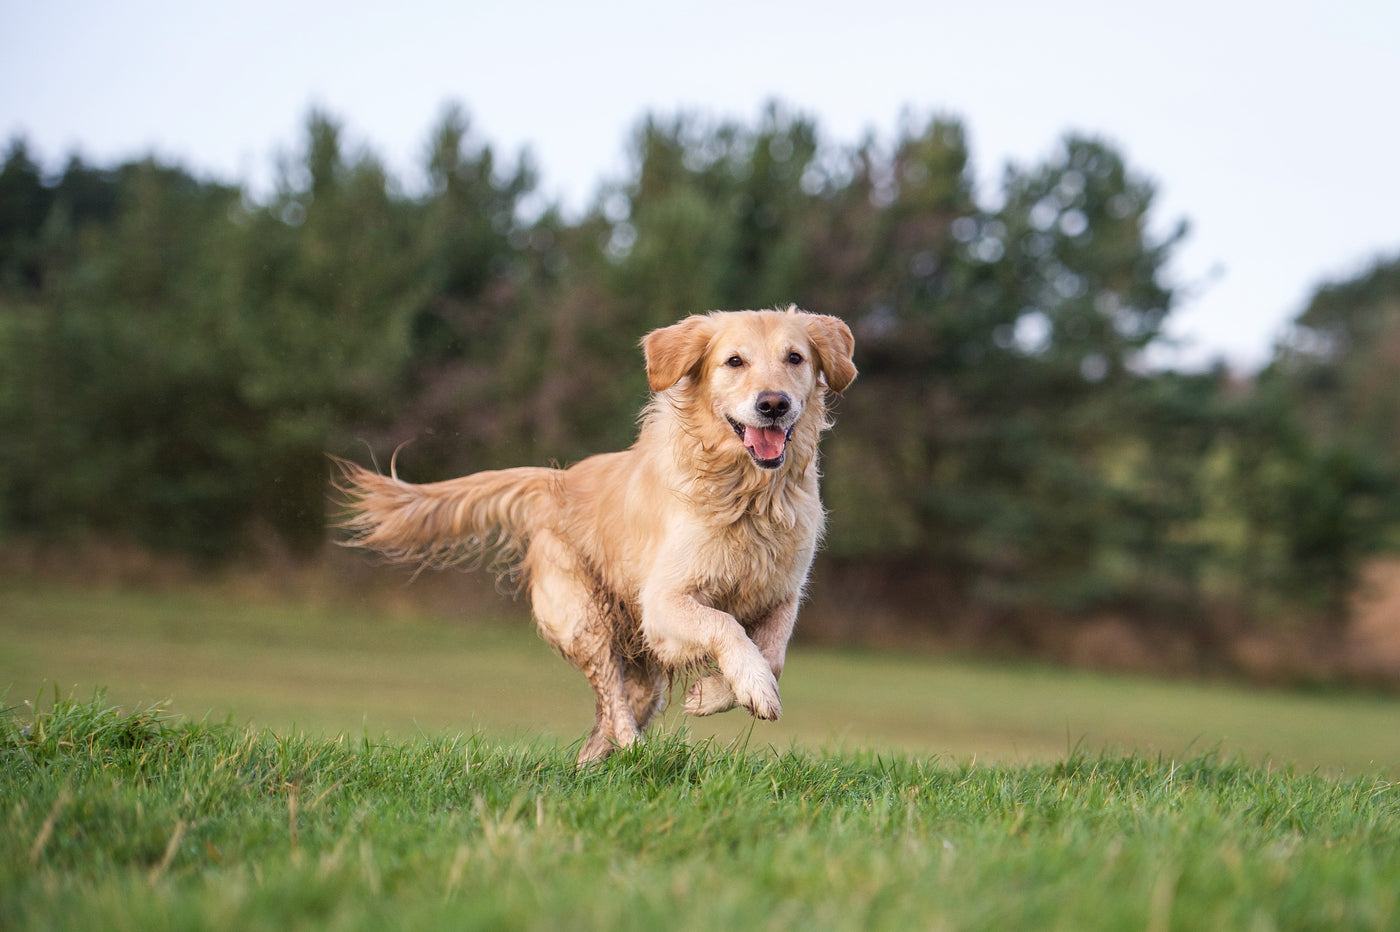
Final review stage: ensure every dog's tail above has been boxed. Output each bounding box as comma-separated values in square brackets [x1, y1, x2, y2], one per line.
[330, 457, 558, 576]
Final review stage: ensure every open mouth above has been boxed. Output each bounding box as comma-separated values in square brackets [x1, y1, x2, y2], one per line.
[727, 417, 794, 469]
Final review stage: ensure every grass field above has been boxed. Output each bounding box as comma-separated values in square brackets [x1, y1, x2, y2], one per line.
[3, 695, 1398, 930]
[3, 579, 1400, 929]
[2, 579, 1398, 773]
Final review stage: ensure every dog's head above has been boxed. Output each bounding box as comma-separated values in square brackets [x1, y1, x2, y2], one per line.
[643, 307, 857, 470]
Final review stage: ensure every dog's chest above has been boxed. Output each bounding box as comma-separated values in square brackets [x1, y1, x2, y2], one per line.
[690, 509, 818, 623]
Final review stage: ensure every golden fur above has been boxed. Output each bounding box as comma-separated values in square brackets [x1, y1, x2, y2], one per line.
[335, 306, 856, 762]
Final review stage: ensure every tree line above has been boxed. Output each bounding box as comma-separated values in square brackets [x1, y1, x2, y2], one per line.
[1, 102, 1396, 638]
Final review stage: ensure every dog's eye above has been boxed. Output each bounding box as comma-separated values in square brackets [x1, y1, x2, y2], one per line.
[725, 355, 744, 368]
[787, 352, 804, 365]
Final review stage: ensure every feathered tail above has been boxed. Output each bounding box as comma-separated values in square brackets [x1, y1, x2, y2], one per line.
[330, 457, 559, 576]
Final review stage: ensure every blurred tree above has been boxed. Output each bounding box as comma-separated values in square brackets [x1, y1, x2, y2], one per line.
[610, 104, 821, 323]
[1, 113, 429, 556]
[364, 102, 548, 479]
[416, 102, 536, 359]
[0, 157, 247, 554]
[819, 131, 1199, 626]
[225, 111, 427, 551]
[1247, 253, 1400, 617]
[0, 140, 52, 289]
[1272, 253, 1400, 464]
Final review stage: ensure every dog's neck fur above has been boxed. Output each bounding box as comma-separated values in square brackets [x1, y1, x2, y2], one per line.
[638, 382, 828, 530]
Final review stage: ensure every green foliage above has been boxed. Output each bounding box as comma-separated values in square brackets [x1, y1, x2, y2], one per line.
[1255, 253, 1400, 610]
[0, 109, 542, 556]
[819, 132, 1204, 622]
[1275, 251, 1400, 458]
[0, 103, 1395, 630]
[3, 694, 1398, 930]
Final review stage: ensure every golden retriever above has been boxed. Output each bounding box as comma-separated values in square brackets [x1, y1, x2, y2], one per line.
[334, 306, 856, 762]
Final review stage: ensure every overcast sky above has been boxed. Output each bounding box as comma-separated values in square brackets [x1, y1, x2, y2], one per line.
[3, 0, 1397, 370]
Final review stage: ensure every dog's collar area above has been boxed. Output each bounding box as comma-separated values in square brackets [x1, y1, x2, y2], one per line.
[727, 417, 794, 470]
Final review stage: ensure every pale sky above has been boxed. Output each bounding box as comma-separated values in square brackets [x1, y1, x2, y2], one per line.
[3, 0, 1397, 371]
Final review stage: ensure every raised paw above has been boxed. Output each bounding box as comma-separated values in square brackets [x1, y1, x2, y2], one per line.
[728, 665, 782, 722]
[684, 674, 737, 716]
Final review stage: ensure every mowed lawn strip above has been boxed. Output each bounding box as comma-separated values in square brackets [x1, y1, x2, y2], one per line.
[2, 580, 1399, 773]
[2, 697, 1398, 931]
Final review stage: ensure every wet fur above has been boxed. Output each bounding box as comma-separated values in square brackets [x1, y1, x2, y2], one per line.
[334, 306, 856, 763]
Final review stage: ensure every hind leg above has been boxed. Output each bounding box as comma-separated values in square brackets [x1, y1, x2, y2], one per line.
[624, 657, 668, 732]
[576, 645, 640, 764]
[528, 535, 640, 764]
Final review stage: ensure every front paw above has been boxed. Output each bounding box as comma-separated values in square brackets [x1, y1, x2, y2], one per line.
[684, 674, 736, 716]
[729, 665, 782, 721]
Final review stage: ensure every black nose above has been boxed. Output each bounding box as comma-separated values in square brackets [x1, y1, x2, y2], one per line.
[756, 391, 791, 420]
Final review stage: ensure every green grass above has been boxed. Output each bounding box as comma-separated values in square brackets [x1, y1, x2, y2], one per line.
[3, 695, 1398, 930]
[2, 579, 1399, 773]
[4, 582, 1400, 928]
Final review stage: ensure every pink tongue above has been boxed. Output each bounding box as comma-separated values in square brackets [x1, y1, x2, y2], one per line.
[743, 425, 787, 461]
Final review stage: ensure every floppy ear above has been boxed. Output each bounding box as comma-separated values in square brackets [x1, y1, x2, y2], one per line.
[643, 314, 717, 391]
[806, 314, 858, 394]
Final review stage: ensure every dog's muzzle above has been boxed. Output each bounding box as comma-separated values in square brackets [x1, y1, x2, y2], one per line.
[728, 416, 794, 469]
